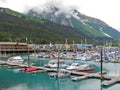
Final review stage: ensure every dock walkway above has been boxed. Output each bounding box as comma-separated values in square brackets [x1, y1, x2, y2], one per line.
[72, 71, 107, 81]
[102, 76, 120, 86]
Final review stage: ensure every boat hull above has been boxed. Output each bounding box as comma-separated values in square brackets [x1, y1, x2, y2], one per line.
[21, 67, 38, 72]
[76, 68, 95, 72]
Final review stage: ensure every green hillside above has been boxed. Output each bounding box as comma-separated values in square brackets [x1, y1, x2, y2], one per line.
[0, 7, 93, 44]
[70, 17, 105, 37]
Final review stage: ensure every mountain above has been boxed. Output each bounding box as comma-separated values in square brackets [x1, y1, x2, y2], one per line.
[27, 5, 120, 40]
[0, 7, 94, 44]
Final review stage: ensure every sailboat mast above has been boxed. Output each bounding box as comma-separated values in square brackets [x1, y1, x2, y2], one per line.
[100, 47, 103, 80]
[26, 37, 30, 67]
[65, 38, 68, 53]
[57, 47, 60, 78]
[84, 38, 87, 53]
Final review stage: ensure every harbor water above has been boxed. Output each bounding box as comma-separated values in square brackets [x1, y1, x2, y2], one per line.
[0, 56, 120, 90]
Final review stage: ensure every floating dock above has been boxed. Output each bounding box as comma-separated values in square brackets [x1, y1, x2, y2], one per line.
[72, 71, 107, 81]
[102, 76, 120, 86]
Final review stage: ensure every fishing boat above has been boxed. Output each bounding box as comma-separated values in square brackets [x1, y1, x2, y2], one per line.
[66, 62, 95, 72]
[7, 56, 24, 64]
[44, 60, 68, 69]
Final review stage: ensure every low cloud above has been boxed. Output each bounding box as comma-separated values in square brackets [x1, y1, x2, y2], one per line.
[1, 0, 6, 3]
[27, 0, 78, 16]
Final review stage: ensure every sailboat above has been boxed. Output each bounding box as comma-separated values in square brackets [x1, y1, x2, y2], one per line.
[49, 49, 70, 78]
[63, 38, 69, 54]
[21, 37, 38, 72]
[44, 59, 68, 69]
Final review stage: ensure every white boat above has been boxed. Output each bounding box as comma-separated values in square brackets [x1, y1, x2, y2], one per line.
[49, 69, 71, 78]
[74, 56, 81, 60]
[66, 62, 95, 72]
[7, 56, 24, 64]
[73, 54, 87, 61]
[95, 56, 101, 62]
[30, 53, 43, 58]
[44, 60, 68, 69]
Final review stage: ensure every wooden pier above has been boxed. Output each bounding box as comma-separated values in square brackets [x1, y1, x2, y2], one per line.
[0, 60, 120, 86]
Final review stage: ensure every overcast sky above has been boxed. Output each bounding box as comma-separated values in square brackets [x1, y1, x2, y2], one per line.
[1, 0, 120, 30]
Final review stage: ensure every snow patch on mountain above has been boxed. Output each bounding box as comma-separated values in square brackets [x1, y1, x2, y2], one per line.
[99, 27, 112, 38]
[103, 32, 112, 38]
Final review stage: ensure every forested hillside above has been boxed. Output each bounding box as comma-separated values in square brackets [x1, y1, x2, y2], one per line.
[0, 7, 93, 44]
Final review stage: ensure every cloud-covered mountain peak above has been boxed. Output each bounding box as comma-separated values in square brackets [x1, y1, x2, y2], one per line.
[27, 3, 120, 40]
[27, 2, 82, 20]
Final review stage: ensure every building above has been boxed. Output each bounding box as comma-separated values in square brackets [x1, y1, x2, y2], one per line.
[0, 42, 32, 54]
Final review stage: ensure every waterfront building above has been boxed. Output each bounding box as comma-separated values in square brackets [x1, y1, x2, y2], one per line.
[0, 42, 30, 54]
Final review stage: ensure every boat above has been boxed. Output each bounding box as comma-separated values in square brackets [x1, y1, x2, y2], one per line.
[50, 54, 57, 59]
[7, 56, 24, 64]
[95, 56, 101, 62]
[49, 69, 71, 78]
[44, 60, 68, 69]
[73, 56, 81, 60]
[66, 62, 95, 72]
[21, 66, 38, 72]
[73, 53, 88, 61]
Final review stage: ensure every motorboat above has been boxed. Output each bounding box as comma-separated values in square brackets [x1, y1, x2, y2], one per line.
[7, 56, 24, 64]
[49, 69, 71, 78]
[66, 62, 95, 72]
[73, 54, 87, 61]
[44, 60, 68, 69]
[21, 66, 38, 72]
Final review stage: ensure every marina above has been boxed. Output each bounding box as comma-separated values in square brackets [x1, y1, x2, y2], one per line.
[0, 45, 120, 90]
[0, 58, 120, 90]
[0, 0, 120, 89]
[1, 59, 120, 87]
[1, 55, 120, 89]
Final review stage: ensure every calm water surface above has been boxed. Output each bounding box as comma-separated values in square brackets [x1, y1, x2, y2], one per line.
[0, 56, 120, 90]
